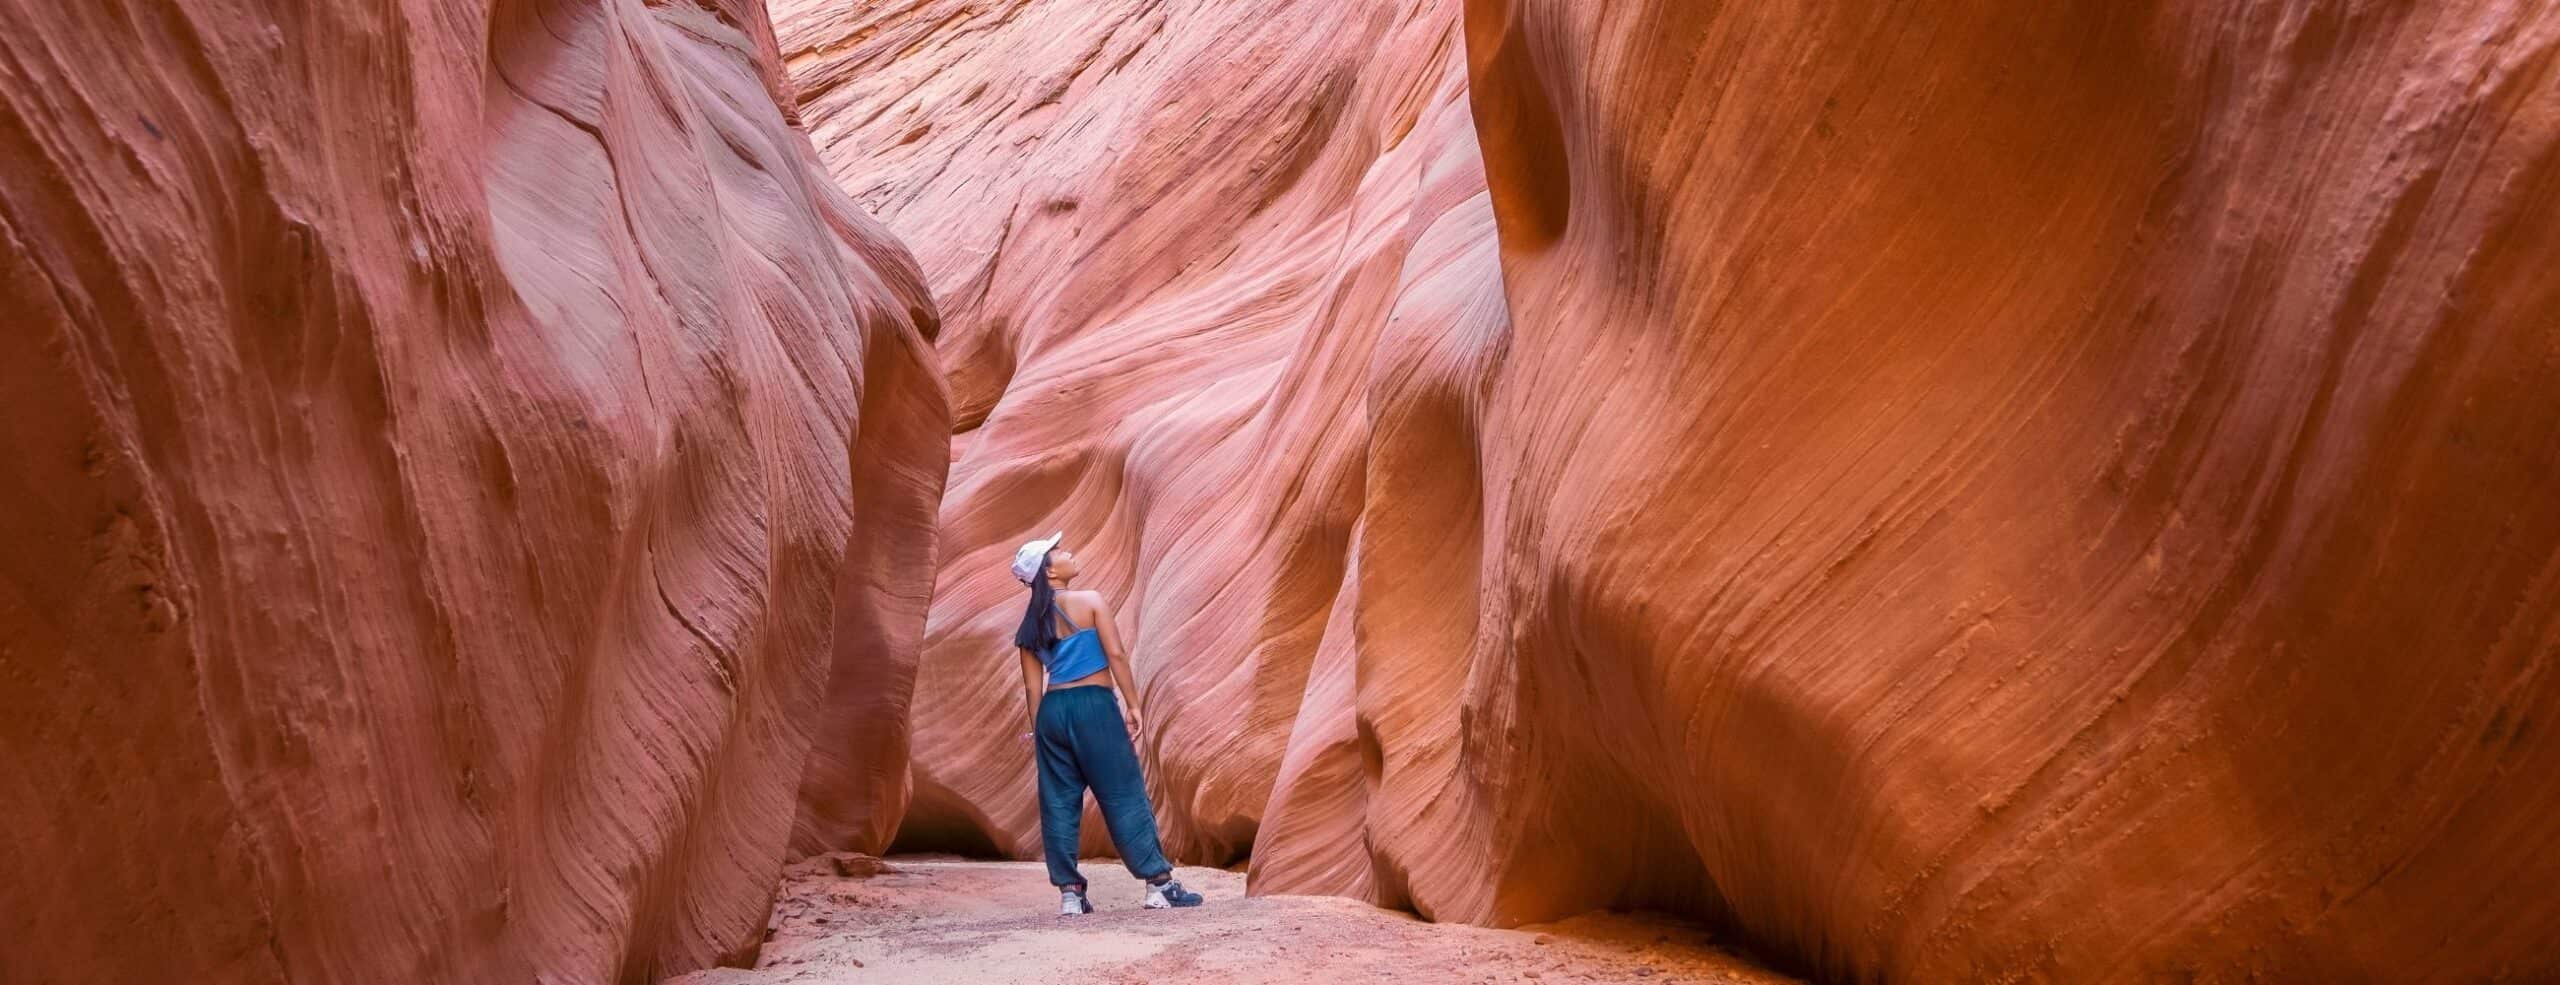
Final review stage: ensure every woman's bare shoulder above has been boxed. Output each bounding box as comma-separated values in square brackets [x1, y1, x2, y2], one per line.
[1061, 589, 1112, 617]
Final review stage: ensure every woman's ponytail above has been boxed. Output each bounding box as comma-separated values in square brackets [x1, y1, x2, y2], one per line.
[1012, 555, 1060, 655]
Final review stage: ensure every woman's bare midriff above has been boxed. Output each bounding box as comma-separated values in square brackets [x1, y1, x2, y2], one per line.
[1047, 670, 1111, 692]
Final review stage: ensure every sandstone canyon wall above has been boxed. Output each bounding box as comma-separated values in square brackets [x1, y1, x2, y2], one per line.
[0, 0, 946, 981]
[786, 0, 2560, 981]
[775, 0, 1502, 866]
[1404, 1, 2560, 980]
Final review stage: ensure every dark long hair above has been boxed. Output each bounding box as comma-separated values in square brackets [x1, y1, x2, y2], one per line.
[1013, 554, 1060, 656]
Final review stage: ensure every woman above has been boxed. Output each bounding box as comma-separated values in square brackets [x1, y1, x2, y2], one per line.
[1010, 531, 1205, 915]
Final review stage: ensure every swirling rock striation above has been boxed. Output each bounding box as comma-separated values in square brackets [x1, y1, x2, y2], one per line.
[776, 0, 1502, 866]
[1395, 1, 2560, 980]
[0, 0, 947, 981]
[785, 0, 2560, 981]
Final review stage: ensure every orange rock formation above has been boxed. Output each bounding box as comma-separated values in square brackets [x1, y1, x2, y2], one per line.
[781, 0, 2560, 980]
[1426, 2, 2560, 979]
[7, 0, 2555, 979]
[0, 0, 945, 981]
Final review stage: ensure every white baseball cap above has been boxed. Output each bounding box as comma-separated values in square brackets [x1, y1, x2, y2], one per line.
[1010, 531, 1065, 585]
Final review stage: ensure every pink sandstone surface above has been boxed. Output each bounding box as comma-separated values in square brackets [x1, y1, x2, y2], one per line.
[3, 0, 2554, 980]
[779, 0, 2560, 981]
[774, 0, 1503, 869]
[0, 0, 946, 982]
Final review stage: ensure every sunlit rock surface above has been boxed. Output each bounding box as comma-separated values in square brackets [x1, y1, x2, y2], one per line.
[776, 0, 1501, 867]
[802, 0, 2559, 980]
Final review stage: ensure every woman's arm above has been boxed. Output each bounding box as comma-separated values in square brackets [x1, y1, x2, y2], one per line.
[1092, 601, 1142, 731]
[1018, 648, 1045, 742]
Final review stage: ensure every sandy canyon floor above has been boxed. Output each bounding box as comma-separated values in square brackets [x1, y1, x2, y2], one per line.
[667, 857, 1803, 985]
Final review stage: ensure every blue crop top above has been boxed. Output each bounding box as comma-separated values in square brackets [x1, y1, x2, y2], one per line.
[1043, 606, 1109, 685]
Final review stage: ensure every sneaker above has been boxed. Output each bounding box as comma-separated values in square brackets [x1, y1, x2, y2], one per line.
[1059, 888, 1095, 916]
[1142, 877, 1204, 909]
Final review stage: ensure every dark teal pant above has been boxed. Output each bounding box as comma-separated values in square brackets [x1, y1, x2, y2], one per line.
[1034, 685, 1173, 888]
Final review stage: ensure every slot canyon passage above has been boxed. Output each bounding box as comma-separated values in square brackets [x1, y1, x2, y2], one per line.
[4, 0, 2559, 983]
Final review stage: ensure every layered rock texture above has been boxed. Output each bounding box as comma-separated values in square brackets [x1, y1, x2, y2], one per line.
[1428, 2, 2560, 979]
[785, 0, 2560, 981]
[0, 0, 946, 982]
[4, 0, 2551, 979]
[775, 0, 1501, 867]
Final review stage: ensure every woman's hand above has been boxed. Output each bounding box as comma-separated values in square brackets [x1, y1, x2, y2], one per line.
[1122, 705, 1143, 736]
